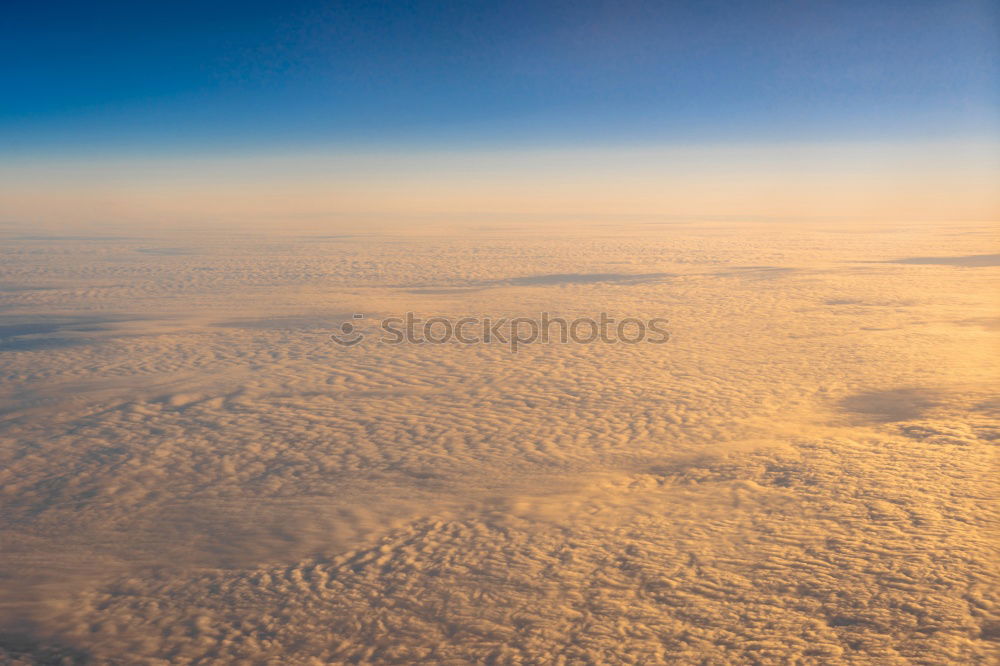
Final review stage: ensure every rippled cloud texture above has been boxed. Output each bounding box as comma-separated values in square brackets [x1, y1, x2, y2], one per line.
[0, 219, 996, 663]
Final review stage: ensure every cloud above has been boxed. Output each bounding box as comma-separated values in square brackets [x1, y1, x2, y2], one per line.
[0, 220, 996, 663]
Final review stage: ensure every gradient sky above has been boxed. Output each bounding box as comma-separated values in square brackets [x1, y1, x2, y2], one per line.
[2, 1, 998, 225]
[5, 0, 998, 150]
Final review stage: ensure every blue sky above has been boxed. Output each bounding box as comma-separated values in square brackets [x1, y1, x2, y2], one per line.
[3, 0, 998, 154]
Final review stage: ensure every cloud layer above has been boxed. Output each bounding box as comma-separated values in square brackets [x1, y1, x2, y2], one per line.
[0, 220, 996, 663]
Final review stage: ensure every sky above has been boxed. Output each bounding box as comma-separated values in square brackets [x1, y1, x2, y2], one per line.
[2, 0, 999, 225]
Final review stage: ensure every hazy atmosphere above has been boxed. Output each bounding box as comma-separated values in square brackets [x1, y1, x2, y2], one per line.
[1, 2, 998, 664]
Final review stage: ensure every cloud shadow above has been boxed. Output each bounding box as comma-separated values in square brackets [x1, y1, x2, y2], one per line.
[403, 272, 674, 293]
[0, 316, 135, 352]
[838, 387, 941, 423]
[884, 254, 1000, 267]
